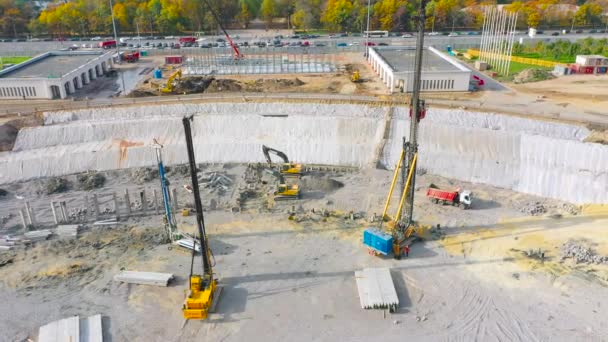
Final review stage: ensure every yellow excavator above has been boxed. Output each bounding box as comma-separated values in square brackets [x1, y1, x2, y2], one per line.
[351, 70, 361, 83]
[162, 69, 182, 93]
[262, 145, 303, 176]
[272, 169, 300, 200]
[181, 115, 221, 320]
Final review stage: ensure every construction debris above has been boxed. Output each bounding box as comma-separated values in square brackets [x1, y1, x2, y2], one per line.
[520, 202, 547, 216]
[131, 167, 157, 184]
[114, 271, 175, 286]
[38, 314, 103, 342]
[77, 172, 106, 190]
[200, 171, 233, 193]
[355, 268, 399, 312]
[561, 240, 608, 264]
[44, 177, 68, 195]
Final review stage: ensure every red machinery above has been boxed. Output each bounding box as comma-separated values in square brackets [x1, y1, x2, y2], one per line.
[99, 40, 117, 49]
[179, 37, 196, 44]
[201, 0, 242, 59]
[123, 51, 140, 63]
[426, 186, 472, 209]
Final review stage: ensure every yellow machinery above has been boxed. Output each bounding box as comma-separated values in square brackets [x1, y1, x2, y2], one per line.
[274, 183, 300, 200]
[181, 115, 220, 320]
[381, 151, 418, 233]
[351, 70, 361, 83]
[162, 70, 182, 93]
[262, 145, 303, 176]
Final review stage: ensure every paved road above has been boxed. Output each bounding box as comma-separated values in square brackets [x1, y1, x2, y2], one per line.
[1, 32, 607, 56]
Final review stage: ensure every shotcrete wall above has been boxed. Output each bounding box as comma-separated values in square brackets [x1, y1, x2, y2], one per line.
[1, 102, 606, 204]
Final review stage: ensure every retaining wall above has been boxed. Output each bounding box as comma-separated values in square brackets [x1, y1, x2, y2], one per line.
[1, 102, 606, 204]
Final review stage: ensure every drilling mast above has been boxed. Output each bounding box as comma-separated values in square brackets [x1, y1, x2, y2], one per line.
[401, 0, 428, 230]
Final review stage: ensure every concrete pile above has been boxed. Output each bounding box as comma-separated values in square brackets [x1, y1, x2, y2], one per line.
[0, 236, 21, 251]
[56, 224, 82, 238]
[23, 229, 52, 242]
[561, 240, 608, 264]
[520, 202, 547, 216]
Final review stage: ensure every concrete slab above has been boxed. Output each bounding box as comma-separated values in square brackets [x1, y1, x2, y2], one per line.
[355, 268, 399, 311]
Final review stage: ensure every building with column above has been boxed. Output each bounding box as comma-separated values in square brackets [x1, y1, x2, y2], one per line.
[0, 51, 113, 99]
[367, 46, 471, 93]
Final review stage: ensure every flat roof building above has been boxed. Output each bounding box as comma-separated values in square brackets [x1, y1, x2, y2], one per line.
[0, 51, 113, 100]
[367, 47, 471, 93]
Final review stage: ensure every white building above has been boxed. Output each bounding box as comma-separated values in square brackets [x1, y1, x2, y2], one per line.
[0, 51, 113, 100]
[367, 46, 471, 93]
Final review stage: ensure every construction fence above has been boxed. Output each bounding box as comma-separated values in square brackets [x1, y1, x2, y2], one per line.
[467, 49, 563, 67]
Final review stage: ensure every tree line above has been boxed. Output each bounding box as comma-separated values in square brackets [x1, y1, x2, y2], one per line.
[0, 0, 606, 37]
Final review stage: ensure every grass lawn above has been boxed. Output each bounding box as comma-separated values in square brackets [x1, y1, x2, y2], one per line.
[513, 52, 575, 64]
[0, 56, 30, 68]
[508, 61, 552, 75]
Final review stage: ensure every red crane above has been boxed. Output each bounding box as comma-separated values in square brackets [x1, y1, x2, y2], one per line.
[201, 0, 243, 59]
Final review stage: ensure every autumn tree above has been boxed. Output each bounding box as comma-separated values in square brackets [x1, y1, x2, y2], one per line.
[322, 0, 358, 32]
[237, 1, 253, 28]
[574, 3, 604, 26]
[261, 0, 277, 28]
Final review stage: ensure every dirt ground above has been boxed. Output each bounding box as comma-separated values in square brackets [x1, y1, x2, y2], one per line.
[136, 52, 388, 97]
[509, 74, 608, 119]
[1, 164, 607, 341]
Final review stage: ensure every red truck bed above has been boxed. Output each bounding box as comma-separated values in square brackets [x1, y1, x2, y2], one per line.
[426, 188, 457, 202]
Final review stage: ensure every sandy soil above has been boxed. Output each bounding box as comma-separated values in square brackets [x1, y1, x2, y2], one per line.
[1, 164, 607, 341]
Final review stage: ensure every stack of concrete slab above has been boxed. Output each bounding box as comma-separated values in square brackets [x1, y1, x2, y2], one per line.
[56, 224, 82, 238]
[0, 237, 20, 251]
[38, 314, 103, 342]
[23, 229, 52, 242]
[355, 267, 399, 311]
[114, 271, 174, 286]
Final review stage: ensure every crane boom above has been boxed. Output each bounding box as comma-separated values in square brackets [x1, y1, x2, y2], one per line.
[200, 0, 242, 59]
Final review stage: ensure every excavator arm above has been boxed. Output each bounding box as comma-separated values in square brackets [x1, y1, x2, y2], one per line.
[262, 145, 290, 166]
[261, 145, 303, 176]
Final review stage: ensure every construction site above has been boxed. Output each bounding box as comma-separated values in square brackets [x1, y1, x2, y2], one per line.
[1, 2, 608, 342]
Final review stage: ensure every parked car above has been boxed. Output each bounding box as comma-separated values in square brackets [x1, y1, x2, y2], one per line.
[428, 32, 440, 36]
[448, 32, 458, 37]
[336, 42, 347, 47]
[91, 36, 102, 41]
[536, 30, 544, 34]
[551, 32, 559, 36]
[589, 29, 597, 34]
[402, 33, 414, 38]
[378, 42, 389, 46]
[575, 29, 583, 33]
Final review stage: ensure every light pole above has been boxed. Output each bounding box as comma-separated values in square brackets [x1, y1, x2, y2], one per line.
[365, 0, 371, 56]
[109, 0, 126, 94]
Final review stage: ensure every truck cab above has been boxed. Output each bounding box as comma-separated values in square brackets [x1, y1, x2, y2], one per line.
[459, 191, 472, 208]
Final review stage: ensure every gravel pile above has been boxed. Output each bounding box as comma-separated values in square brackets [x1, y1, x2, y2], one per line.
[561, 240, 608, 264]
[559, 203, 580, 216]
[520, 202, 547, 216]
